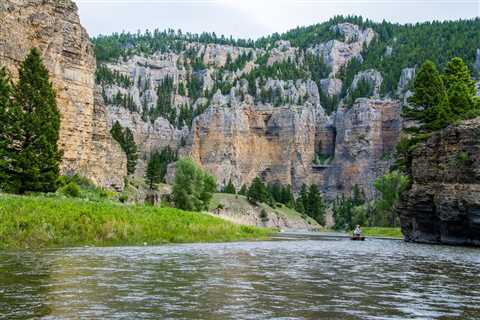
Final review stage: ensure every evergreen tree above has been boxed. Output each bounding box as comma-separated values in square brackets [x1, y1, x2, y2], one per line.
[295, 184, 309, 214]
[404, 60, 452, 130]
[247, 177, 270, 204]
[443, 58, 477, 117]
[0, 68, 13, 191]
[0, 49, 62, 193]
[223, 179, 236, 194]
[307, 185, 326, 225]
[123, 128, 138, 175]
[110, 121, 138, 175]
[239, 184, 248, 196]
[145, 146, 177, 189]
[443, 57, 477, 97]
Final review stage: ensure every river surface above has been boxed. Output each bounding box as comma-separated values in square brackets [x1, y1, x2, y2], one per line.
[1, 235, 479, 320]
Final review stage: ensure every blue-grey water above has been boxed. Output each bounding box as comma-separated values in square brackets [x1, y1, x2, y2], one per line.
[1, 236, 479, 320]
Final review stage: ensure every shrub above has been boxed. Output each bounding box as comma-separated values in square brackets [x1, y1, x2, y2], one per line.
[60, 182, 81, 198]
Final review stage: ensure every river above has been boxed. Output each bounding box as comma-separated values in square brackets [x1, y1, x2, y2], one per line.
[1, 235, 479, 319]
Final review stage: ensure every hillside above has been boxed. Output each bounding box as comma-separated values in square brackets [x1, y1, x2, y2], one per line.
[209, 193, 320, 231]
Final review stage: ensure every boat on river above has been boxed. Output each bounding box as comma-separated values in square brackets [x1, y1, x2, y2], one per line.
[351, 236, 366, 241]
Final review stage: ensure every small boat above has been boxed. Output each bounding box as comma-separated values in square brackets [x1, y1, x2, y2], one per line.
[351, 235, 365, 241]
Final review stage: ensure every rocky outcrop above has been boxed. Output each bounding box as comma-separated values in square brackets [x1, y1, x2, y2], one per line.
[318, 99, 402, 199]
[107, 103, 187, 178]
[397, 118, 480, 246]
[350, 69, 383, 98]
[320, 78, 343, 96]
[307, 23, 375, 76]
[0, 0, 126, 189]
[189, 103, 328, 191]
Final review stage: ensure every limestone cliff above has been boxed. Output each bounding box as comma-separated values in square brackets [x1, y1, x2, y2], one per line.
[0, 0, 126, 189]
[397, 119, 480, 246]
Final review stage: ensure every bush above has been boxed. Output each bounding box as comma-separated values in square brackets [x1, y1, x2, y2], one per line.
[172, 158, 217, 211]
[260, 209, 269, 222]
[60, 182, 81, 198]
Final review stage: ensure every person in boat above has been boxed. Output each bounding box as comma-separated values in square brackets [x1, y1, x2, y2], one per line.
[353, 225, 362, 237]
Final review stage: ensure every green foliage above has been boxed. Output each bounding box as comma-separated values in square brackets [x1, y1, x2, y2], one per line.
[109, 91, 138, 112]
[238, 184, 248, 196]
[345, 78, 374, 106]
[0, 193, 271, 249]
[295, 184, 326, 225]
[93, 29, 255, 63]
[96, 65, 132, 88]
[372, 171, 409, 227]
[150, 76, 176, 123]
[145, 146, 177, 189]
[361, 227, 403, 238]
[172, 158, 217, 211]
[332, 185, 366, 230]
[223, 179, 236, 194]
[59, 182, 81, 198]
[247, 177, 271, 205]
[110, 121, 138, 175]
[404, 60, 450, 126]
[259, 209, 269, 223]
[0, 49, 62, 194]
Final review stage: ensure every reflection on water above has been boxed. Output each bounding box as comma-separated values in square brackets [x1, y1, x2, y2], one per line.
[1, 237, 479, 319]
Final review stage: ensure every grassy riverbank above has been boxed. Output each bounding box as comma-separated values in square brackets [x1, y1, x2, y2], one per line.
[0, 194, 272, 249]
[361, 227, 403, 238]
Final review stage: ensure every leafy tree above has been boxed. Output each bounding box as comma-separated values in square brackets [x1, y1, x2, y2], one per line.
[145, 146, 177, 189]
[172, 158, 217, 211]
[0, 49, 62, 194]
[373, 171, 410, 227]
[223, 179, 236, 194]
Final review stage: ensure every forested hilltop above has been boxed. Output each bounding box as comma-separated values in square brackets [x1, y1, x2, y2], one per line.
[94, 16, 480, 113]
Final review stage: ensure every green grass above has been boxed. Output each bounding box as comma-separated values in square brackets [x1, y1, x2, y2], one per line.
[0, 194, 272, 249]
[361, 227, 403, 238]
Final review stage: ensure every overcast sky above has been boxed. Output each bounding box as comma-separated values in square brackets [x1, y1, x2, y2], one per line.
[75, 0, 480, 39]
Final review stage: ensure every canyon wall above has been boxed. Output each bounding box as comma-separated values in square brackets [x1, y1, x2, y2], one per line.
[0, 0, 126, 189]
[397, 118, 480, 246]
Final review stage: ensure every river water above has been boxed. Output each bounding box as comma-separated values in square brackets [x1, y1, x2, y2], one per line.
[1, 236, 479, 320]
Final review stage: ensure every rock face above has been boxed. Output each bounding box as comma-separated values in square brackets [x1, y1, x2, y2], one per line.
[350, 69, 383, 98]
[397, 118, 480, 246]
[308, 23, 375, 76]
[189, 103, 327, 191]
[188, 97, 401, 199]
[318, 99, 402, 199]
[0, 0, 126, 188]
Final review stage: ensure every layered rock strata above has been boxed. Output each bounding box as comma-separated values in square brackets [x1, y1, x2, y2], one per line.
[0, 0, 126, 189]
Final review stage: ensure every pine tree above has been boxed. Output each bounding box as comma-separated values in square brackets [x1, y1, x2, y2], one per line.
[223, 179, 236, 194]
[296, 184, 309, 214]
[2, 49, 62, 193]
[405, 60, 451, 130]
[123, 128, 138, 175]
[443, 58, 476, 117]
[0, 68, 14, 191]
[307, 185, 325, 225]
[239, 184, 248, 196]
[247, 177, 269, 204]
[443, 57, 476, 97]
[404, 60, 447, 124]
[145, 151, 162, 189]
